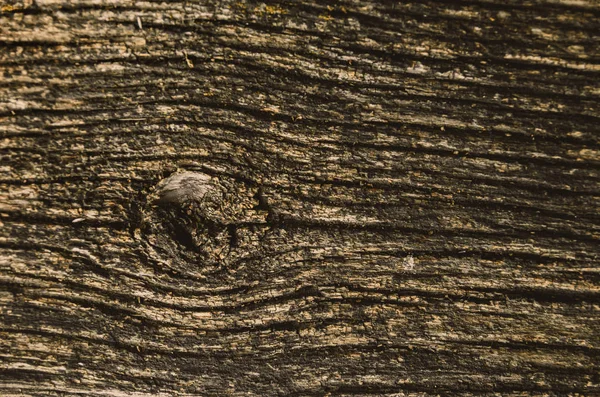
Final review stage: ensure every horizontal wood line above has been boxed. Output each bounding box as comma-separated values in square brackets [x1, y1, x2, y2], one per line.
[0, 39, 81, 48]
[3, 160, 597, 207]
[2, 235, 595, 270]
[2, 224, 597, 268]
[0, 212, 128, 230]
[1, 167, 597, 215]
[7, 76, 597, 132]
[0, 327, 212, 358]
[427, 0, 600, 14]
[155, 37, 600, 79]
[317, 140, 600, 168]
[342, 21, 597, 50]
[0, 386, 174, 397]
[319, 41, 600, 76]
[0, 106, 139, 119]
[8, 265, 596, 313]
[2, 326, 596, 361]
[140, 18, 599, 61]
[342, 283, 600, 306]
[298, 383, 591, 396]
[0, 175, 149, 185]
[0, 141, 600, 176]
[3, 40, 598, 93]
[135, 11, 599, 57]
[3, 56, 598, 107]
[293, 173, 599, 200]
[72, 71, 600, 126]
[5, 0, 598, 36]
[5, 110, 598, 155]
[1, 89, 596, 144]
[5, 0, 599, 17]
[0, 379, 592, 397]
[3, 62, 599, 123]
[4, 125, 594, 174]
[2, 272, 597, 320]
[295, 337, 600, 356]
[366, 80, 600, 106]
[267, 210, 599, 243]
[259, 250, 595, 272]
[287, 190, 599, 223]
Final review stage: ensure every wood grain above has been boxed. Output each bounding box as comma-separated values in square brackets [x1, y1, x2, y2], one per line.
[1, 0, 599, 395]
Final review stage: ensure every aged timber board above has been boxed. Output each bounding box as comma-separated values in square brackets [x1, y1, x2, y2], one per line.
[0, 0, 599, 396]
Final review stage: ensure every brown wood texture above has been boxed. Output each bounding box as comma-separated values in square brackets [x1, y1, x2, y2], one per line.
[1, 0, 599, 396]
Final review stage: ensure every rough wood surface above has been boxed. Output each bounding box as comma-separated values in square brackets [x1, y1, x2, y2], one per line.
[1, 0, 599, 395]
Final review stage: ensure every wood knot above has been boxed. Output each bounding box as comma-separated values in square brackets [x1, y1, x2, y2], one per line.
[140, 171, 269, 274]
[153, 171, 243, 227]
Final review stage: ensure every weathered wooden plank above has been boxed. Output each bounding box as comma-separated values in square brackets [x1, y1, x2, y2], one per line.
[1, 0, 599, 395]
